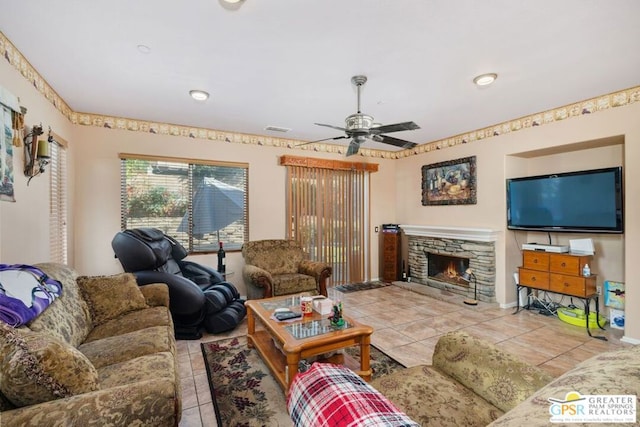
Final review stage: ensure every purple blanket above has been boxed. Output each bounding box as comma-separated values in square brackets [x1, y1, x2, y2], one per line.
[0, 264, 63, 327]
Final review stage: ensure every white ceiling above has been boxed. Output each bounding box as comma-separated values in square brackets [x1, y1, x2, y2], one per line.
[1, 0, 640, 153]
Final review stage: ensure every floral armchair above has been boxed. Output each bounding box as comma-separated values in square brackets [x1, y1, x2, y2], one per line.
[242, 240, 332, 300]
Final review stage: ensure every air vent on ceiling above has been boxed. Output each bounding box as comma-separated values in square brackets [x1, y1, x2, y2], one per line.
[264, 125, 291, 133]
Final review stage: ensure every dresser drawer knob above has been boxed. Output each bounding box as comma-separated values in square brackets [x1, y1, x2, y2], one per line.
[561, 262, 566, 267]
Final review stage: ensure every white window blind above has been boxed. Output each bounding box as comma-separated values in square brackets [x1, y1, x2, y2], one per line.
[120, 154, 248, 253]
[49, 139, 68, 264]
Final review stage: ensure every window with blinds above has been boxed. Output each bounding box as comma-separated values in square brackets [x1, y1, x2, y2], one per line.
[49, 139, 68, 264]
[282, 156, 376, 286]
[119, 154, 248, 253]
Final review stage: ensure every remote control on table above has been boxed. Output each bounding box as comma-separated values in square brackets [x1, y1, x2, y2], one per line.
[274, 311, 302, 321]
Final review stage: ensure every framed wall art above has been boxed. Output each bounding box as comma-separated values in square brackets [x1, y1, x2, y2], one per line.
[421, 156, 476, 206]
[1, 105, 16, 202]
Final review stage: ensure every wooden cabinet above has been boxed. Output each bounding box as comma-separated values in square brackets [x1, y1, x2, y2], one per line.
[517, 250, 605, 339]
[518, 268, 550, 290]
[518, 251, 596, 298]
[381, 227, 401, 282]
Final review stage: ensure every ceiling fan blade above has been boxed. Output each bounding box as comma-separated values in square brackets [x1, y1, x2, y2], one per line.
[371, 134, 418, 149]
[346, 140, 360, 156]
[296, 135, 349, 147]
[314, 123, 347, 132]
[370, 121, 420, 134]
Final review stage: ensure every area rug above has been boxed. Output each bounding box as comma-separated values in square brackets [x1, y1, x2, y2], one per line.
[201, 335, 405, 427]
[332, 280, 390, 293]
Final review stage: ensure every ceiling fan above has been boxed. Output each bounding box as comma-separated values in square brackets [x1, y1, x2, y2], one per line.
[303, 75, 420, 156]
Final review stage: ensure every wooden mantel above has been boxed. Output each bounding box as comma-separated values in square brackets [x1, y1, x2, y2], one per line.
[279, 155, 379, 172]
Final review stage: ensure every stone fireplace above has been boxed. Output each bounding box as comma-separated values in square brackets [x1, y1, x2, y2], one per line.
[401, 225, 499, 302]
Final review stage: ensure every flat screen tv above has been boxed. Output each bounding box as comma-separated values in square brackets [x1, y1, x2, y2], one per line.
[506, 167, 623, 234]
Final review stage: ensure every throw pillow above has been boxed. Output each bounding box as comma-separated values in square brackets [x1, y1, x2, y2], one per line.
[0, 323, 99, 407]
[77, 273, 148, 326]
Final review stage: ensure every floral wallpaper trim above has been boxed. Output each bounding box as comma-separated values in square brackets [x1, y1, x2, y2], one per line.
[401, 86, 640, 159]
[2, 31, 639, 160]
[0, 33, 74, 123]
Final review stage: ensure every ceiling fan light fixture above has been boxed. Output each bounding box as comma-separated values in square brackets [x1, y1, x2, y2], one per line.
[189, 90, 209, 101]
[345, 113, 374, 132]
[473, 73, 498, 86]
[315, 75, 420, 157]
[222, 0, 243, 3]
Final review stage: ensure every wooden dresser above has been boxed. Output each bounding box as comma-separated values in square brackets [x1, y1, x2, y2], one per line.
[381, 226, 401, 282]
[517, 250, 605, 338]
[518, 250, 596, 298]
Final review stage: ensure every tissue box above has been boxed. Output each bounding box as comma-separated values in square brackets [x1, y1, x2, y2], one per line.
[313, 297, 334, 315]
[610, 308, 625, 330]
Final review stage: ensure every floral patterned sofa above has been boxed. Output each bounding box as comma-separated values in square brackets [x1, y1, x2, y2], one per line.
[371, 331, 640, 426]
[242, 239, 332, 300]
[0, 263, 181, 426]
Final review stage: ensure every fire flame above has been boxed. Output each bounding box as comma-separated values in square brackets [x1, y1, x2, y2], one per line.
[445, 262, 458, 278]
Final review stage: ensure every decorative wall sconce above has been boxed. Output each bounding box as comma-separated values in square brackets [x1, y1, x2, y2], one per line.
[23, 124, 52, 185]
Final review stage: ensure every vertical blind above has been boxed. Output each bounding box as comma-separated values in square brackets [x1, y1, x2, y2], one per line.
[49, 138, 68, 264]
[284, 160, 371, 286]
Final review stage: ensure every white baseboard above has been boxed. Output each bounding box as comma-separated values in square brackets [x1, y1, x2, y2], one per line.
[500, 301, 518, 309]
[621, 336, 640, 345]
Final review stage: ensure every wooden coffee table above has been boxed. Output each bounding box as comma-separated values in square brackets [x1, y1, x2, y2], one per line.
[245, 294, 373, 391]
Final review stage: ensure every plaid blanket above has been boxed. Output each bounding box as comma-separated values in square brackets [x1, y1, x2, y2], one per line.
[287, 362, 419, 427]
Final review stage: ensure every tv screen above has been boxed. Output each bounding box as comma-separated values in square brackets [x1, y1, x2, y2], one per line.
[507, 167, 623, 234]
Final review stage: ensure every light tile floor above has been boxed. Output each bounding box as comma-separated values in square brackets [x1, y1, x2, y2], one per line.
[177, 283, 629, 426]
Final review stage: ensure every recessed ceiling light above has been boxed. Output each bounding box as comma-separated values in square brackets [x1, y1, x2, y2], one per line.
[136, 44, 151, 54]
[220, 0, 244, 9]
[473, 73, 498, 86]
[189, 90, 209, 101]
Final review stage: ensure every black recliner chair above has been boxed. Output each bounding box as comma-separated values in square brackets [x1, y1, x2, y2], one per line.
[111, 228, 246, 340]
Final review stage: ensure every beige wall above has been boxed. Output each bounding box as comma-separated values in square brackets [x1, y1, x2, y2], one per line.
[1, 51, 638, 342]
[394, 103, 640, 342]
[71, 125, 396, 294]
[0, 58, 75, 265]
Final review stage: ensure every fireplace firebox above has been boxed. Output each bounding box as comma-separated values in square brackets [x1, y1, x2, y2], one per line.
[426, 252, 470, 287]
